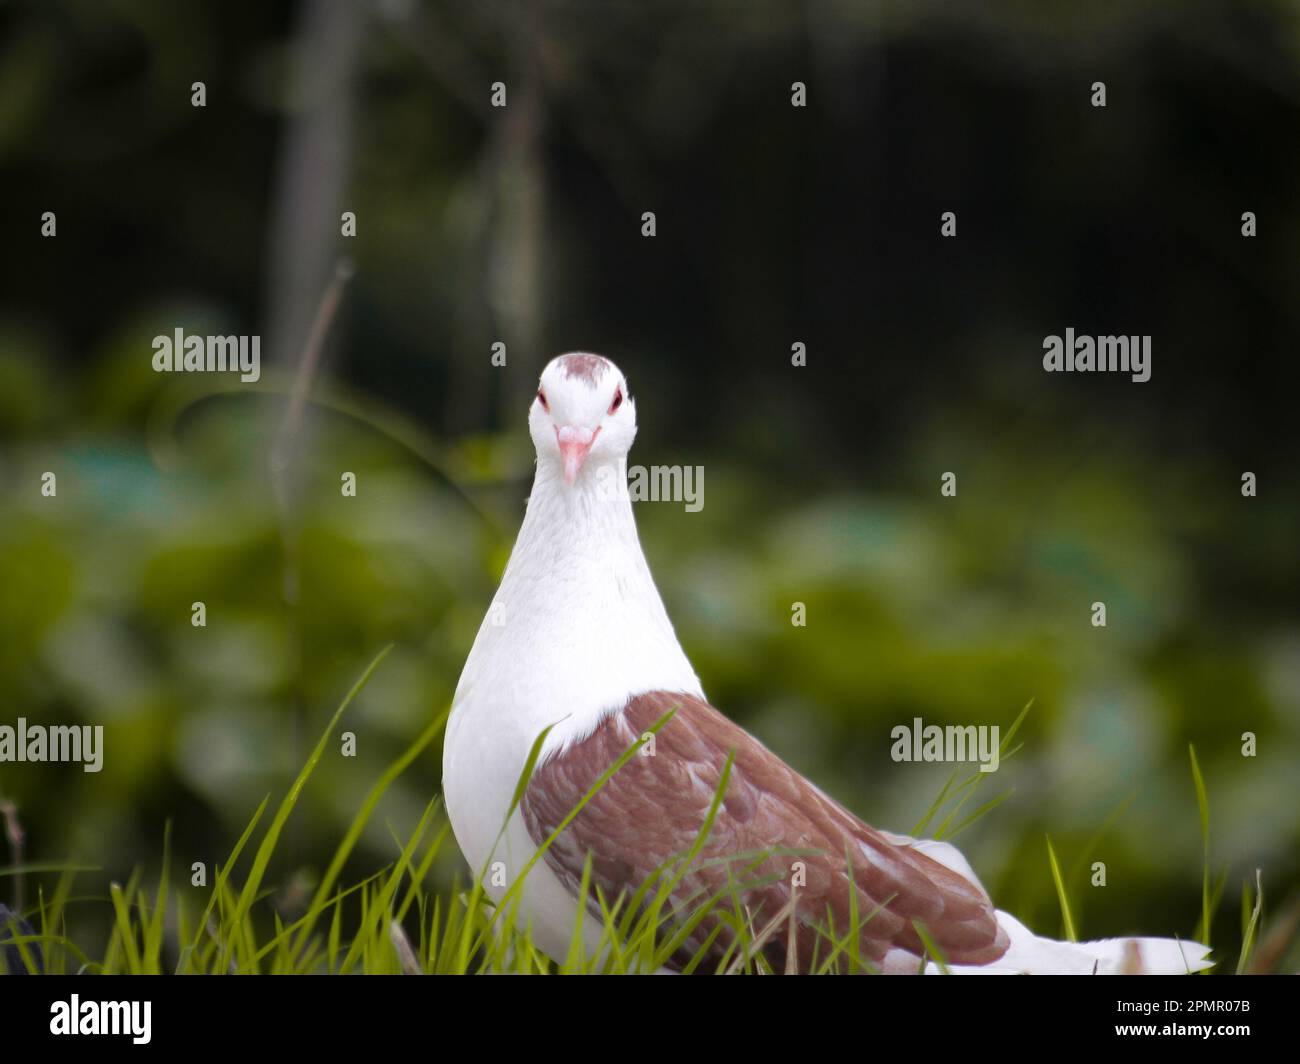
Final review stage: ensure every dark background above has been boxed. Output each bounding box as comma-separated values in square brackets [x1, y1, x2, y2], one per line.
[0, 0, 1296, 968]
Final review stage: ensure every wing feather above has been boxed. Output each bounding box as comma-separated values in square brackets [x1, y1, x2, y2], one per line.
[521, 691, 1009, 973]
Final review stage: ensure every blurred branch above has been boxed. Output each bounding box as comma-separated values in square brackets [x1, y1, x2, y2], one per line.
[484, 0, 545, 417]
[0, 799, 24, 912]
[262, 0, 363, 809]
[271, 257, 355, 506]
[265, 0, 362, 374]
[270, 261, 354, 814]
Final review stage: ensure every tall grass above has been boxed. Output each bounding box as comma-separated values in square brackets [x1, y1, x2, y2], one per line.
[0, 665, 1273, 975]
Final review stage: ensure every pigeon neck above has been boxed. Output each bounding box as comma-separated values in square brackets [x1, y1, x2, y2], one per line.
[520, 456, 640, 555]
[469, 451, 702, 754]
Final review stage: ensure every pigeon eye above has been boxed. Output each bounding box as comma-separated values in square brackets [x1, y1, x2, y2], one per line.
[608, 388, 623, 414]
[537, 389, 549, 412]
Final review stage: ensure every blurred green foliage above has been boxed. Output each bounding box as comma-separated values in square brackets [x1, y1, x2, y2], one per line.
[1, 356, 1296, 964]
[0, 0, 1297, 969]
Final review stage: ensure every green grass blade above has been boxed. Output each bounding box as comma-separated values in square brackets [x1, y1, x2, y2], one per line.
[1045, 834, 1077, 942]
[108, 882, 143, 974]
[179, 795, 268, 973]
[1189, 744, 1211, 947]
[288, 701, 447, 962]
[1237, 869, 1263, 975]
[227, 644, 392, 972]
[912, 919, 950, 974]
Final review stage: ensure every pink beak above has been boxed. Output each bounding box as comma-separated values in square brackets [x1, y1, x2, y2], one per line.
[556, 425, 599, 485]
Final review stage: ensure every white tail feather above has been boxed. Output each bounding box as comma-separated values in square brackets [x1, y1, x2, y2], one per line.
[884, 838, 1214, 975]
[931, 912, 1213, 975]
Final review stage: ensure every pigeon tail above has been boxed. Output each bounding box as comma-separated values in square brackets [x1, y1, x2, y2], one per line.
[891, 839, 1213, 975]
[931, 911, 1213, 975]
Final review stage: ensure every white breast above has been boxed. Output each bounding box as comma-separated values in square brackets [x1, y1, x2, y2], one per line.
[441, 460, 703, 958]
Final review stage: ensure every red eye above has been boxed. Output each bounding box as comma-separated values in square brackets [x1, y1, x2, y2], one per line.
[537, 389, 549, 412]
[608, 388, 623, 414]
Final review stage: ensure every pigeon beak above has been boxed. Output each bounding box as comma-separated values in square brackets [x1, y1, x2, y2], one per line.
[556, 425, 599, 485]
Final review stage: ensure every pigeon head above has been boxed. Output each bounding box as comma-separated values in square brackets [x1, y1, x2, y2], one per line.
[530, 353, 637, 486]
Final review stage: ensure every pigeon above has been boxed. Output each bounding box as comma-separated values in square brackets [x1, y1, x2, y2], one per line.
[442, 352, 1213, 975]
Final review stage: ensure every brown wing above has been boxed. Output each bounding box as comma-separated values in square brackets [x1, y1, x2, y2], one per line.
[521, 691, 1010, 973]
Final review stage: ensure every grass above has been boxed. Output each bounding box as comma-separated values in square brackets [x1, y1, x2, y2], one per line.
[0, 659, 1282, 975]
[1045, 834, 1078, 943]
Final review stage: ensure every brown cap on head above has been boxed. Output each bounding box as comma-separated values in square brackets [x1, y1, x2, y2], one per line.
[556, 352, 611, 386]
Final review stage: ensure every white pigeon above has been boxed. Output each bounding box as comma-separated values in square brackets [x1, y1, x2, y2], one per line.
[442, 352, 1213, 975]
